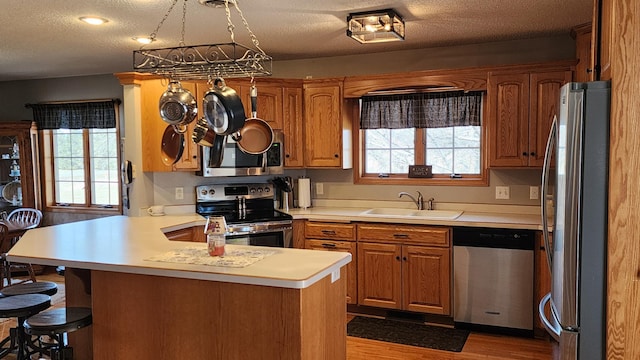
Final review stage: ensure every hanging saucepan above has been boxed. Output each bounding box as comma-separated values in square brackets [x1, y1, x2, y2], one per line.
[192, 117, 216, 147]
[203, 78, 246, 136]
[158, 80, 198, 131]
[161, 124, 185, 166]
[233, 85, 274, 154]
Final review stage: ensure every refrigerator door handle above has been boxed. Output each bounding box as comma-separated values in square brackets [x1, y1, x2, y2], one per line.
[541, 115, 557, 274]
[539, 292, 561, 341]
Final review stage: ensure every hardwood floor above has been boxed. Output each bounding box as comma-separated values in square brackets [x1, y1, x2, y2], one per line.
[346, 314, 556, 360]
[1, 272, 555, 359]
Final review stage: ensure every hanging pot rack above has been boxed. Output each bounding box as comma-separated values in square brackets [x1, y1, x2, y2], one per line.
[132, 0, 272, 80]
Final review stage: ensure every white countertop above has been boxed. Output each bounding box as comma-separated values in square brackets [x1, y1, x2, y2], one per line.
[7, 215, 351, 289]
[287, 207, 545, 230]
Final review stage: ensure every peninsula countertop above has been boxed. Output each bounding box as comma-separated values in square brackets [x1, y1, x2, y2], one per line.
[7, 215, 351, 289]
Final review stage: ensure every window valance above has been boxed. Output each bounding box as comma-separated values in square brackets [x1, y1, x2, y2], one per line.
[360, 91, 482, 129]
[27, 99, 120, 130]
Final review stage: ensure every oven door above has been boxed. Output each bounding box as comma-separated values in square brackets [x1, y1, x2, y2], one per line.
[225, 221, 293, 248]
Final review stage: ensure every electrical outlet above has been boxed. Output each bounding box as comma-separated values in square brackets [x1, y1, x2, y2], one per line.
[315, 182, 324, 195]
[529, 186, 540, 200]
[495, 186, 510, 200]
[175, 187, 184, 200]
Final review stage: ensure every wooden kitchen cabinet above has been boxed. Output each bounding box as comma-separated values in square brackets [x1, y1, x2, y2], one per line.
[224, 78, 305, 168]
[282, 86, 304, 167]
[0, 122, 36, 209]
[357, 223, 451, 315]
[303, 79, 352, 168]
[304, 221, 357, 304]
[140, 78, 200, 172]
[487, 69, 572, 167]
[572, 22, 595, 82]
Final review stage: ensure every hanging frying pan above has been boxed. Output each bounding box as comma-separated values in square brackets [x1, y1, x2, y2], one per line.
[234, 85, 274, 154]
[161, 124, 184, 166]
[207, 134, 226, 168]
[203, 78, 246, 136]
[159, 80, 198, 129]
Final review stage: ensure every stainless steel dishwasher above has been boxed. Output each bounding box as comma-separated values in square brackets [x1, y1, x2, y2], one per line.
[453, 227, 534, 336]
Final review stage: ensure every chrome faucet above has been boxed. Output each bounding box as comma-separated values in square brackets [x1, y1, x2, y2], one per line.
[427, 197, 435, 211]
[398, 191, 424, 210]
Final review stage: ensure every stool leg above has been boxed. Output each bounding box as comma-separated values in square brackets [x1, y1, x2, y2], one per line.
[26, 264, 37, 283]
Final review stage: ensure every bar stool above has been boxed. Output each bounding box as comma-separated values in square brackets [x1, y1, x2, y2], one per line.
[24, 307, 92, 360]
[0, 293, 51, 360]
[0, 281, 58, 297]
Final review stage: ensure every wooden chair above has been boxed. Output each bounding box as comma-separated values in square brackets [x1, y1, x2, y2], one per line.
[7, 208, 42, 230]
[4, 208, 42, 286]
[0, 224, 10, 289]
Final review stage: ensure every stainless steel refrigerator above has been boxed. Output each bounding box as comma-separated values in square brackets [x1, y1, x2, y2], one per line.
[540, 81, 609, 359]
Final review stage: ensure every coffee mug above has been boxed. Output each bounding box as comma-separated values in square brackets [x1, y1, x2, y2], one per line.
[147, 205, 165, 216]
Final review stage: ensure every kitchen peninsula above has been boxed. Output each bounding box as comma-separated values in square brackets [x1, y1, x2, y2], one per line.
[7, 215, 351, 360]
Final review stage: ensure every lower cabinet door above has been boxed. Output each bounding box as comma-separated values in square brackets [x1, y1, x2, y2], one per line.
[305, 239, 357, 304]
[402, 245, 451, 315]
[357, 242, 402, 309]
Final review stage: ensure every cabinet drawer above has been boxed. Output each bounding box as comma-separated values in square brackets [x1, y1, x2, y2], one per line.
[305, 221, 356, 241]
[305, 239, 354, 251]
[357, 223, 450, 247]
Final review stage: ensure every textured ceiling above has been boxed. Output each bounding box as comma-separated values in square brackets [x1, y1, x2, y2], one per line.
[0, 0, 592, 81]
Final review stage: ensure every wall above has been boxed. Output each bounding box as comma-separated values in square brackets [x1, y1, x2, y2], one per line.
[0, 35, 575, 216]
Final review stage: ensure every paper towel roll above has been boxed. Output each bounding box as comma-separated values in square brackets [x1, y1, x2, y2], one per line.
[297, 178, 311, 209]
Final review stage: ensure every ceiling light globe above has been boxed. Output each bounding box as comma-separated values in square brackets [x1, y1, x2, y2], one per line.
[79, 16, 108, 25]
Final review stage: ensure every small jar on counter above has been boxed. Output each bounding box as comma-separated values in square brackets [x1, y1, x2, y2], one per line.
[205, 216, 226, 256]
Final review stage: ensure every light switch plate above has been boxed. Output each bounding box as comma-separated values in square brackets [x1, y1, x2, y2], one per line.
[495, 186, 510, 200]
[175, 187, 184, 200]
[315, 182, 324, 195]
[529, 186, 539, 200]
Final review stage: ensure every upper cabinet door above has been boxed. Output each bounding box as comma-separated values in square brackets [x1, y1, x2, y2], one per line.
[237, 84, 284, 130]
[487, 73, 530, 167]
[303, 81, 343, 167]
[528, 71, 573, 167]
[488, 69, 572, 168]
[283, 87, 304, 168]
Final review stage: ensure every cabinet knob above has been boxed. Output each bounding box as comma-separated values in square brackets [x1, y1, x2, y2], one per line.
[522, 152, 529, 156]
[529, 152, 535, 157]
[586, 68, 593, 73]
[402, 257, 407, 261]
[395, 256, 401, 261]
[285, 154, 290, 158]
[334, 154, 339, 158]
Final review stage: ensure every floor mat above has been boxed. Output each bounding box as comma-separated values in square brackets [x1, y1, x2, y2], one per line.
[347, 316, 470, 352]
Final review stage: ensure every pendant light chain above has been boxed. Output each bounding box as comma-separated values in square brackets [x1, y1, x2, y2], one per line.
[224, 0, 235, 44]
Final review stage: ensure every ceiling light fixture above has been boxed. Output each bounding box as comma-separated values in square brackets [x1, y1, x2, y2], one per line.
[133, 37, 154, 45]
[133, 0, 271, 80]
[347, 9, 405, 44]
[79, 16, 109, 25]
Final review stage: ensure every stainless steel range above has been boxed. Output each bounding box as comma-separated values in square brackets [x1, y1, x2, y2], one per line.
[195, 183, 293, 247]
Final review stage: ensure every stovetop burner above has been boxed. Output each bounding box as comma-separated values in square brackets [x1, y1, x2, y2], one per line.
[195, 183, 292, 224]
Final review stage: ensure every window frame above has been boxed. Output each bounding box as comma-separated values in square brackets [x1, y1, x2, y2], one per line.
[40, 127, 122, 215]
[353, 97, 489, 186]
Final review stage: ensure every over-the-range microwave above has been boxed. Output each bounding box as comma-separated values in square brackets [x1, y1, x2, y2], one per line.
[199, 130, 284, 177]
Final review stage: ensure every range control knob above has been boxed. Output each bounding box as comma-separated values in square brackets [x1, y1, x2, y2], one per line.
[249, 188, 256, 194]
[208, 189, 215, 196]
[200, 189, 208, 196]
[264, 187, 270, 193]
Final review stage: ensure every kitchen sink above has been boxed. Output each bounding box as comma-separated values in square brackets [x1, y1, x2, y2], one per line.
[360, 208, 463, 220]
